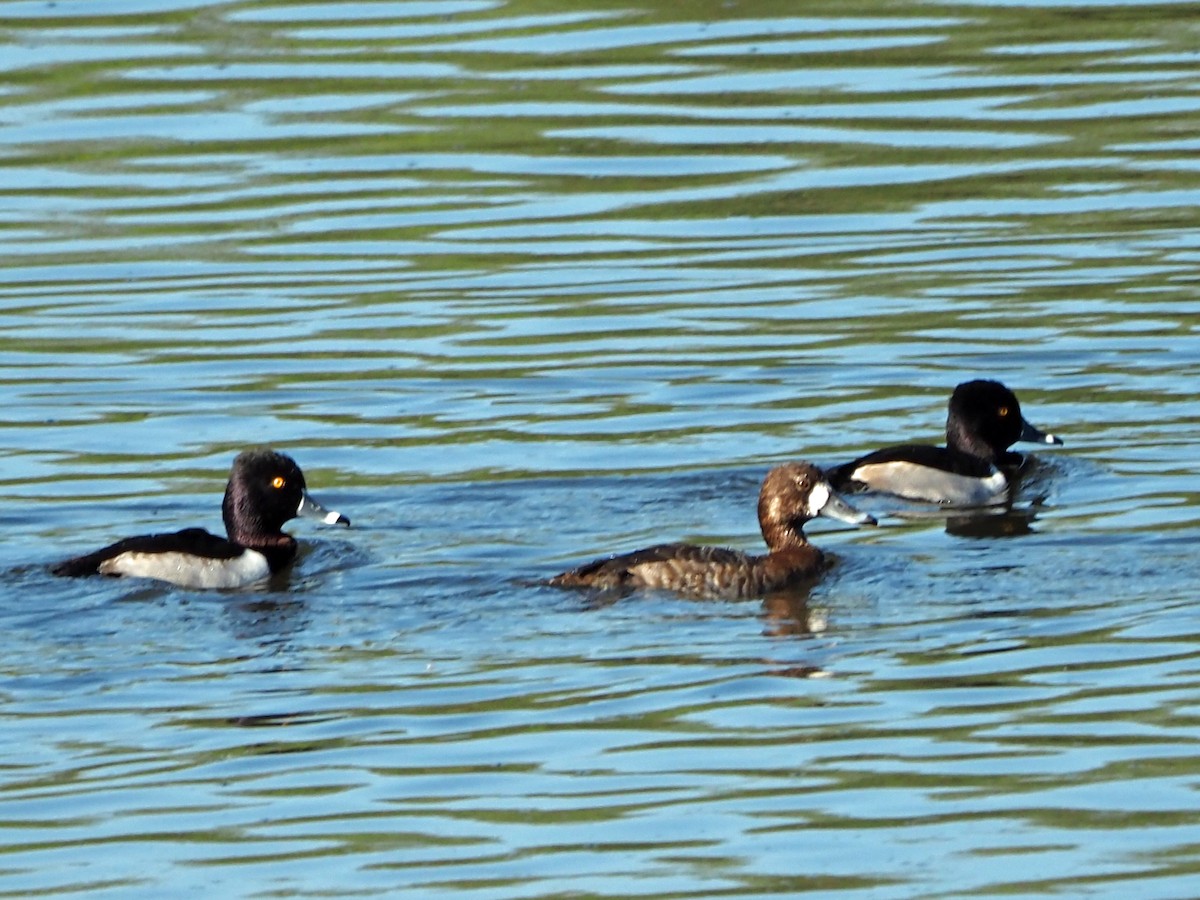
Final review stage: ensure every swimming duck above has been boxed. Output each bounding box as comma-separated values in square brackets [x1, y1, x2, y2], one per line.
[827, 379, 1062, 507]
[548, 461, 876, 599]
[51, 448, 349, 589]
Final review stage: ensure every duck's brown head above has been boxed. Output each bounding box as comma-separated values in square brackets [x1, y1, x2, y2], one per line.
[757, 461, 876, 550]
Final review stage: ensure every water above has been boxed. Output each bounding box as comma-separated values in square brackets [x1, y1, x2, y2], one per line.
[2, 0, 1199, 896]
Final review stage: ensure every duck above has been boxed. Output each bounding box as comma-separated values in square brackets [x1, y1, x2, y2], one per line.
[547, 461, 876, 599]
[827, 379, 1062, 507]
[51, 448, 349, 589]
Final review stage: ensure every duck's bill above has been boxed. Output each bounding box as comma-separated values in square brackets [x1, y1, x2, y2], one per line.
[815, 485, 878, 527]
[296, 491, 351, 527]
[1019, 418, 1063, 446]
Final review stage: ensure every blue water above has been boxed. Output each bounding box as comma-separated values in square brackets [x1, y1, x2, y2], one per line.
[2, 0, 1199, 896]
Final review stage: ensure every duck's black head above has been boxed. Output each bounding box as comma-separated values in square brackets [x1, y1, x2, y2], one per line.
[222, 449, 349, 543]
[947, 380, 1023, 457]
[946, 380, 1062, 460]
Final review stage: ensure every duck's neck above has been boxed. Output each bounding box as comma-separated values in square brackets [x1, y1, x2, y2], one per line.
[946, 419, 997, 461]
[223, 489, 290, 552]
[223, 491, 297, 568]
[760, 520, 809, 554]
[229, 529, 298, 571]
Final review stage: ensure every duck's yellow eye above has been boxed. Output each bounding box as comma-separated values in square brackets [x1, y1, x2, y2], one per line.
[271, 476, 286, 489]
[997, 406, 1009, 417]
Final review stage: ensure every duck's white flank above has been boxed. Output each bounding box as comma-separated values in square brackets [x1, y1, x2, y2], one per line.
[98, 548, 271, 589]
[850, 461, 1009, 506]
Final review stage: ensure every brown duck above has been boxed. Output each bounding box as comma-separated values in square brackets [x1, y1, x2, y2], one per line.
[548, 461, 876, 599]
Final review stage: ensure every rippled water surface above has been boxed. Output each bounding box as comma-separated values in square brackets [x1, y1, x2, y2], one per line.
[2, 0, 1199, 896]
